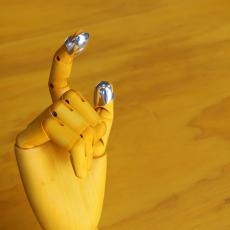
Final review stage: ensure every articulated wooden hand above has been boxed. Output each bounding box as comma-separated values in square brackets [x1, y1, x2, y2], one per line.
[15, 32, 114, 230]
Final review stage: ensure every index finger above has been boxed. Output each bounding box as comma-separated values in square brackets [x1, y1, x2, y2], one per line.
[48, 31, 89, 102]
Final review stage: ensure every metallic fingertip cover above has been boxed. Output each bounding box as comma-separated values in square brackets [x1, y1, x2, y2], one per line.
[94, 81, 114, 106]
[65, 32, 89, 53]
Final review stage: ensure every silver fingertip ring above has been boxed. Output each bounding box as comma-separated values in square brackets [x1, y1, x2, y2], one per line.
[94, 81, 114, 106]
[65, 32, 90, 53]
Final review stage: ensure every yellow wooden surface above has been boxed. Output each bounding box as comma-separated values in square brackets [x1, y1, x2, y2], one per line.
[1, 0, 230, 229]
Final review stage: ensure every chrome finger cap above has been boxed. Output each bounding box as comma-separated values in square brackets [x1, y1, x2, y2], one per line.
[94, 81, 114, 106]
[65, 32, 89, 53]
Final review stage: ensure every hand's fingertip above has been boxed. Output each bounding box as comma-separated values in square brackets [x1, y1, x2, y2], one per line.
[70, 138, 88, 179]
[94, 81, 114, 107]
[94, 122, 107, 141]
[70, 155, 87, 179]
[65, 32, 90, 55]
[93, 140, 105, 158]
[94, 81, 114, 121]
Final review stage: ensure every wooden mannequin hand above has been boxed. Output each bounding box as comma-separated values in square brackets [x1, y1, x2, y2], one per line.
[15, 32, 114, 230]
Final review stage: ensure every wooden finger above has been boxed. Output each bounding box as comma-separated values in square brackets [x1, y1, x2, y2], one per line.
[49, 100, 88, 134]
[70, 138, 87, 178]
[62, 89, 101, 126]
[42, 116, 79, 151]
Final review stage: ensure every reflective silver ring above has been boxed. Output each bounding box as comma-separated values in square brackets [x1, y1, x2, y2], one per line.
[94, 81, 114, 106]
[65, 32, 89, 53]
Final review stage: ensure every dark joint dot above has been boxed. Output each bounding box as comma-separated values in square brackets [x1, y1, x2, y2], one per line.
[80, 134, 83, 138]
[65, 99, 70, 104]
[56, 56, 61, 61]
[60, 123, 64, 126]
[49, 83, 54, 89]
[81, 98, 85, 102]
[52, 111, 58, 117]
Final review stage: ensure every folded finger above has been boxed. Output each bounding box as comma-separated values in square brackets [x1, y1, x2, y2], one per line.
[43, 114, 90, 179]
[81, 127, 94, 170]
[70, 138, 87, 178]
[42, 116, 79, 151]
[62, 89, 101, 126]
[49, 100, 88, 134]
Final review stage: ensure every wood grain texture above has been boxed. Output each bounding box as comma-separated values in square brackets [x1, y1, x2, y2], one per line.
[1, 0, 230, 229]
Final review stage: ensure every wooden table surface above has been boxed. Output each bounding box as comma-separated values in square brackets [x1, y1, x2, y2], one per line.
[1, 0, 230, 229]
